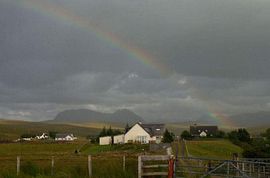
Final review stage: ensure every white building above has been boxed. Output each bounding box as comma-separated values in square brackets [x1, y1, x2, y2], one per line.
[124, 123, 165, 144]
[199, 131, 207, 137]
[113, 134, 125, 144]
[99, 136, 112, 145]
[36, 133, 49, 140]
[55, 133, 77, 141]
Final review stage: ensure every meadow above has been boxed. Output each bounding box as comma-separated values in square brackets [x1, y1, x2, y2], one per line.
[0, 141, 147, 178]
[185, 139, 243, 159]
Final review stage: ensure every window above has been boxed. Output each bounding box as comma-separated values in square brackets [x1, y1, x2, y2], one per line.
[136, 136, 147, 144]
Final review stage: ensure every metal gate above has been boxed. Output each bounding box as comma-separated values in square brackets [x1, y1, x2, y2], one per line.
[174, 156, 270, 178]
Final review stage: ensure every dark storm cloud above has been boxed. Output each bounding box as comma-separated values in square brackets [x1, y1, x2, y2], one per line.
[0, 0, 270, 121]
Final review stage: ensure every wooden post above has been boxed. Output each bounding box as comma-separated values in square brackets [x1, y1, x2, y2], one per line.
[88, 155, 92, 178]
[51, 156, 54, 176]
[258, 166, 260, 178]
[17, 156, 20, 176]
[168, 158, 174, 178]
[263, 166, 265, 176]
[242, 163, 245, 172]
[123, 155, 126, 171]
[249, 163, 252, 176]
[138, 156, 142, 178]
[226, 161, 230, 178]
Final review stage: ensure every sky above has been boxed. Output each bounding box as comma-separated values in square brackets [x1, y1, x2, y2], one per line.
[0, 0, 270, 122]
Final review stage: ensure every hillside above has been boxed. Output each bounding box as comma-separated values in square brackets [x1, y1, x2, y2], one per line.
[185, 140, 243, 159]
[195, 111, 270, 128]
[52, 109, 143, 124]
[0, 119, 101, 140]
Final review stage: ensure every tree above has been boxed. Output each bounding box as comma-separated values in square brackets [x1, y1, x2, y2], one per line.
[237, 128, 251, 142]
[49, 131, 58, 139]
[106, 126, 113, 136]
[213, 130, 226, 138]
[263, 128, 270, 140]
[228, 128, 251, 144]
[162, 129, 174, 143]
[99, 126, 107, 137]
[181, 130, 192, 140]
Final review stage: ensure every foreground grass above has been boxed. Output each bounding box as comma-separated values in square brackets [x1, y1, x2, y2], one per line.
[0, 142, 146, 178]
[81, 143, 149, 155]
[186, 139, 243, 159]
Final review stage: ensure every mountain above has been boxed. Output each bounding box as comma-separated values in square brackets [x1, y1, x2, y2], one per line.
[229, 111, 270, 127]
[52, 109, 143, 124]
[195, 111, 270, 128]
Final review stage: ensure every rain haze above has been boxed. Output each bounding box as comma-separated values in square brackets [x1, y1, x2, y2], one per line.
[1, 0, 270, 125]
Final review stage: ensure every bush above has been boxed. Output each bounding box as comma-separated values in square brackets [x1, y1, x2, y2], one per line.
[181, 130, 192, 140]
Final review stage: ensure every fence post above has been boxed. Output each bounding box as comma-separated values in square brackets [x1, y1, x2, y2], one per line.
[168, 157, 174, 178]
[258, 166, 260, 178]
[16, 156, 20, 176]
[226, 161, 230, 177]
[51, 156, 54, 176]
[88, 155, 92, 178]
[138, 156, 142, 178]
[249, 163, 252, 176]
[123, 155, 126, 171]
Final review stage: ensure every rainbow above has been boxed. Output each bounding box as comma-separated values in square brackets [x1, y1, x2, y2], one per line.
[9, 0, 237, 128]
[12, 0, 170, 75]
[207, 111, 236, 128]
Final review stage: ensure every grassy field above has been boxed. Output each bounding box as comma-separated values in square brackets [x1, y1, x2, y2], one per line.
[0, 139, 245, 177]
[0, 141, 149, 178]
[185, 139, 243, 159]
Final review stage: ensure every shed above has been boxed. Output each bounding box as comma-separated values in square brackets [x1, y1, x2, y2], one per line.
[99, 136, 112, 145]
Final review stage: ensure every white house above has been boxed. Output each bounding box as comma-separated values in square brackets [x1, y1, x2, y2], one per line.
[99, 136, 112, 145]
[199, 131, 207, 137]
[55, 133, 77, 141]
[36, 133, 49, 140]
[124, 123, 165, 144]
[113, 134, 125, 144]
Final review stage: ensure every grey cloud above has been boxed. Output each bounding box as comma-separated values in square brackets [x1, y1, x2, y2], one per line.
[0, 0, 270, 121]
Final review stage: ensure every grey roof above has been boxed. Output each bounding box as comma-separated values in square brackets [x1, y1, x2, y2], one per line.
[55, 133, 74, 138]
[139, 123, 165, 137]
[190, 125, 218, 136]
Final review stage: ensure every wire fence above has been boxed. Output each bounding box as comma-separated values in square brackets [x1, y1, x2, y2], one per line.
[0, 155, 138, 178]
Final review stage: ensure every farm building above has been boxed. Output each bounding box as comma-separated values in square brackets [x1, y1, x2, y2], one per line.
[190, 125, 218, 137]
[124, 123, 165, 144]
[99, 136, 112, 145]
[36, 133, 49, 140]
[113, 134, 125, 144]
[55, 133, 77, 141]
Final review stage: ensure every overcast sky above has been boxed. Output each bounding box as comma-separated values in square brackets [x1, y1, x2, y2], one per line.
[0, 0, 270, 122]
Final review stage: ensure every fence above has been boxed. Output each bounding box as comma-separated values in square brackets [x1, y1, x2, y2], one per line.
[0, 155, 135, 178]
[138, 155, 174, 178]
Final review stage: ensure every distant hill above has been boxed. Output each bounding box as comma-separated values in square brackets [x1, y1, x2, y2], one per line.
[0, 119, 101, 140]
[229, 111, 270, 127]
[195, 111, 270, 128]
[52, 109, 143, 124]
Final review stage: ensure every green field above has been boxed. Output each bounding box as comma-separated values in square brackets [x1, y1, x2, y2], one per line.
[185, 140, 243, 159]
[0, 141, 149, 178]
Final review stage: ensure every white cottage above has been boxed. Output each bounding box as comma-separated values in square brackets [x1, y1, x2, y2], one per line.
[99, 136, 112, 145]
[124, 123, 165, 144]
[55, 133, 77, 141]
[36, 133, 49, 140]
